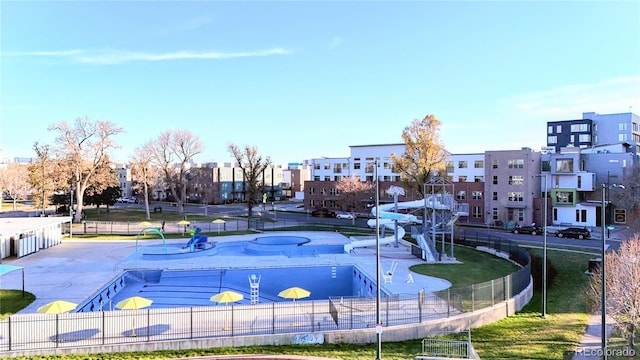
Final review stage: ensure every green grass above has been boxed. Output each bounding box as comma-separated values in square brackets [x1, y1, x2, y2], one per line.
[410, 245, 520, 288]
[0, 290, 35, 320]
[0, 230, 605, 359]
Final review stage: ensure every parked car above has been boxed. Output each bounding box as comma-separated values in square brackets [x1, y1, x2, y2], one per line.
[512, 225, 544, 235]
[555, 227, 591, 239]
[311, 208, 336, 217]
[336, 212, 356, 220]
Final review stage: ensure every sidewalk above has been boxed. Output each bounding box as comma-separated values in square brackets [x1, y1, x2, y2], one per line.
[572, 313, 615, 360]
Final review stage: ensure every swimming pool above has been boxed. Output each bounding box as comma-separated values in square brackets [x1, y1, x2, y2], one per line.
[141, 235, 347, 259]
[77, 265, 382, 312]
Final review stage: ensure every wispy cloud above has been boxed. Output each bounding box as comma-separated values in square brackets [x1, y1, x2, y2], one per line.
[502, 76, 640, 119]
[6, 48, 292, 65]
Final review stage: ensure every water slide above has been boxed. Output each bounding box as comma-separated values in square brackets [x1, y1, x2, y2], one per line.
[344, 193, 465, 258]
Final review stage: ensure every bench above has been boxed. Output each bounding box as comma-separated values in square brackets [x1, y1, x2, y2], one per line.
[153, 206, 162, 213]
[171, 203, 178, 207]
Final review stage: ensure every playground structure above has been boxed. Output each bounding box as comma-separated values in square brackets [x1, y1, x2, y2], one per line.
[346, 182, 468, 262]
[183, 227, 209, 251]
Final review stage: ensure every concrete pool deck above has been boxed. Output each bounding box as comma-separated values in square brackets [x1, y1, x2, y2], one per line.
[0, 231, 451, 314]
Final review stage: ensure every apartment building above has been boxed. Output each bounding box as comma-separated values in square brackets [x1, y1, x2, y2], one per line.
[447, 153, 486, 225]
[484, 148, 542, 227]
[547, 111, 640, 155]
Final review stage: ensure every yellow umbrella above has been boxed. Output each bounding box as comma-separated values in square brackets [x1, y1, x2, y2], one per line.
[116, 296, 153, 337]
[278, 287, 310, 302]
[115, 296, 153, 310]
[37, 300, 78, 314]
[178, 220, 190, 235]
[212, 219, 226, 234]
[37, 300, 78, 343]
[211, 290, 243, 330]
[210, 290, 243, 304]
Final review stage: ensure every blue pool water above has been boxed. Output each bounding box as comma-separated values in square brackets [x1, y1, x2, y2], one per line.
[77, 266, 382, 312]
[140, 235, 346, 259]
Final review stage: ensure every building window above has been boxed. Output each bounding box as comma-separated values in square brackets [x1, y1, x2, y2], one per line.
[458, 161, 467, 169]
[324, 163, 330, 170]
[547, 125, 553, 134]
[553, 208, 558, 221]
[474, 175, 483, 182]
[492, 176, 498, 185]
[547, 136, 557, 144]
[383, 162, 391, 169]
[556, 159, 573, 172]
[314, 163, 320, 170]
[472, 191, 482, 200]
[556, 125, 562, 133]
[619, 122, 628, 131]
[333, 164, 341, 173]
[365, 162, 375, 173]
[508, 175, 524, 185]
[330, 188, 338, 196]
[518, 209, 524, 222]
[324, 176, 331, 181]
[492, 191, 498, 201]
[577, 175, 582, 188]
[541, 161, 551, 171]
[472, 206, 482, 218]
[320, 188, 327, 195]
[492, 208, 498, 220]
[309, 187, 315, 195]
[508, 192, 524, 201]
[313, 176, 320, 181]
[458, 176, 467, 182]
[554, 190, 575, 205]
[571, 124, 589, 132]
[619, 133, 629, 141]
[354, 162, 361, 170]
[508, 159, 524, 169]
[474, 160, 484, 168]
[492, 160, 498, 169]
[578, 134, 591, 142]
[456, 191, 466, 200]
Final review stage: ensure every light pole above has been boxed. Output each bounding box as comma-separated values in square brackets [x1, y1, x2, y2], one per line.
[600, 183, 625, 359]
[374, 159, 382, 360]
[536, 174, 548, 318]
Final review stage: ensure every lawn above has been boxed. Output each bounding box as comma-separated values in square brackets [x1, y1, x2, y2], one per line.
[0, 231, 604, 359]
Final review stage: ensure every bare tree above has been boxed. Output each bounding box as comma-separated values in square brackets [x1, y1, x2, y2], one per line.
[587, 235, 640, 351]
[148, 130, 204, 213]
[130, 142, 160, 220]
[390, 114, 449, 197]
[0, 162, 30, 211]
[228, 144, 271, 217]
[48, 116, 124, 222]
[335, 175, 374, 213]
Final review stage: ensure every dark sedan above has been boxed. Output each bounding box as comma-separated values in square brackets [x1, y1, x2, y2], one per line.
[512, 225, 544, 235]
[555, 227, 591, 239]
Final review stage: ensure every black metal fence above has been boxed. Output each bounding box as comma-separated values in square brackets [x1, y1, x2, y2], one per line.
[1, 233, 531, 353]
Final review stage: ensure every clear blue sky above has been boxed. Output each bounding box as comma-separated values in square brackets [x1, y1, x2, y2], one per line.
[1, 1, 639, 166]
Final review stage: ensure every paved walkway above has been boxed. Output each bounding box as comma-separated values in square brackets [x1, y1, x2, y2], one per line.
[572, 314, 617, 360]
[0, 231, 449, 314]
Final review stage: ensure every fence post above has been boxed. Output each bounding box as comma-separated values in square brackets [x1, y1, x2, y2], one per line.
[491, 279, 495, 306]
[311, 301, 315, 332]
[447, 289, 451, 318]
[190, 308, 193, 339]
[471, 284, 475, 312]
[147, 309, 151, 341]
[271, 303, 275, 334]
[8, 316, 11, 351]
[102, 311, 105, 345]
